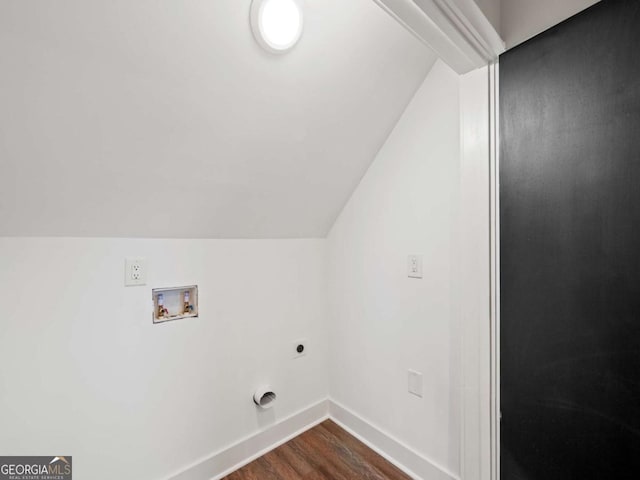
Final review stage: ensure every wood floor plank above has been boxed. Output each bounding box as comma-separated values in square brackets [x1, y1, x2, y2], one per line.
[261, 447, 303, 478]
[301, 423, 386, 480]
[272, 440, 315, 477]
[321, 420, 413, 480]
[319, 423, 396, 480]
[222, 420, 413, 480]
[294, 426, 366, 480]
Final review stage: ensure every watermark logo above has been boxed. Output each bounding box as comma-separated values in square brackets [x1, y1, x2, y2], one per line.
[0, 456, 72, 479]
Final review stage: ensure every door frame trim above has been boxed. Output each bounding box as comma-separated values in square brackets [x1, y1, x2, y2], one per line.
[489, 60, 500, 480]
[371, 0, 504, 74]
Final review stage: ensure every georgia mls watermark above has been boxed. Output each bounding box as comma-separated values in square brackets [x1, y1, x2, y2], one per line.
[0, 457, 72, 480]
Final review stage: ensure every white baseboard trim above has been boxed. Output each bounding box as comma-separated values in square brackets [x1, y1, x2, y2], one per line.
[166, 398, 330, 480]
[164, 397, 459, 480]
[329, 399, 459, 480]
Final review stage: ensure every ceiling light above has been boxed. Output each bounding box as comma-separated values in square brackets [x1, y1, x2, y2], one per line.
[250, 0, 304, 54]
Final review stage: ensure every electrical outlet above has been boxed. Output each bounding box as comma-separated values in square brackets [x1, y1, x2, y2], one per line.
[408, 255, 423, 278]
[125, 257, 147, 286]
[292, 339, 308, 359]
[408, 369, 423, 397]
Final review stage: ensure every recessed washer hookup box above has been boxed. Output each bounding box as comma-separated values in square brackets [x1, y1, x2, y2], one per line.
[152, 285, 199, 324]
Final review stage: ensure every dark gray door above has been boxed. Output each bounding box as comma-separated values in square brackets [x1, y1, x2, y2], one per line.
[500, 1, 640, 479]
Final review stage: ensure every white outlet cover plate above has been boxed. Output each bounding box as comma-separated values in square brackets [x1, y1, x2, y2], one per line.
[125, 257, 147, 286]
[292, 339, 308, 358]
[408, 254, 423, 278]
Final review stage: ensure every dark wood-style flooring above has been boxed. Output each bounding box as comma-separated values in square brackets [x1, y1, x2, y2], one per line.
[223, 420, 413, 480]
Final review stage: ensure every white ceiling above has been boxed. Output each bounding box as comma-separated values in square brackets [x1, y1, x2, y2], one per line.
[501, 0, 599, 48]
[0, 0, 436, 238]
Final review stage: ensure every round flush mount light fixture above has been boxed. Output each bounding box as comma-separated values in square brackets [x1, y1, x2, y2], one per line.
[250, 0, 304, 54]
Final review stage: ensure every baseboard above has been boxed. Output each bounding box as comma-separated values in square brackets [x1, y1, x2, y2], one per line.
[164, 397, 459, 480]
[165, 398, 330, 480]
[329, 399, 459, 480]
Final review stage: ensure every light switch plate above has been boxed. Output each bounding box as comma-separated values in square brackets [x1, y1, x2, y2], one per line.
[408, 255, 423, 278]
[125, 257, 147, 286]
[408, 369, 423, 397]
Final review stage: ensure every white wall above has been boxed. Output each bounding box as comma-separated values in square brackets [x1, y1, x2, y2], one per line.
[326, 60, 462, 478]
[0, 46, 493, 480]
[501, 0, 598, 48]
[473, 0, 501, 35]
[0, 238, 327, 480]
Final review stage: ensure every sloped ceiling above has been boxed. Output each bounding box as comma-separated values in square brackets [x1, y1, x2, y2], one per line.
[0, 0, 436, 238]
